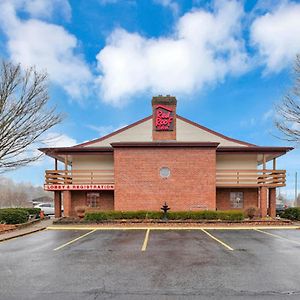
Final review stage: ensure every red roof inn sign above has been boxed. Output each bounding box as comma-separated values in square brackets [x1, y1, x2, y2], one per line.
[154, 105, 174, 131]
[44, 184, 115, 191]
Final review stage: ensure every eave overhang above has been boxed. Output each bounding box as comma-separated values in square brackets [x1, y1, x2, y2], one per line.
[217, 146, 293, 154]
[110, 141, 220, 148]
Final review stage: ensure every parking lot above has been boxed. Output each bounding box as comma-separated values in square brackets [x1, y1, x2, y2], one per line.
[1, 227, 300, 299]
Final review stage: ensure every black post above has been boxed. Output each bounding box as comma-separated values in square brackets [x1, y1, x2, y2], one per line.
[161, 202, 170, 221]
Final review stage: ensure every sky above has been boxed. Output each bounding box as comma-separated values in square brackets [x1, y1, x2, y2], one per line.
[0, 0, 300, 200]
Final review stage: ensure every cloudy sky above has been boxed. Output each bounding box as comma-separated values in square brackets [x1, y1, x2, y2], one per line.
[0, 0, 300, 199]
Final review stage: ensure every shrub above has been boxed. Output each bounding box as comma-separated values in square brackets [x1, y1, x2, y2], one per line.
[21, 208, 41, 216]
[84, 210, 244, 222]
[0, 208, 29, 224]
[217, 210, 244, 221]
[244, 207, 258, 219]
[281, 207, 300, 220]
[145, 211, 163, 219]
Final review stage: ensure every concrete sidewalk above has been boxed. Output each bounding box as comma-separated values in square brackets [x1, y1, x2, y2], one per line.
[0, 219, 53, 242]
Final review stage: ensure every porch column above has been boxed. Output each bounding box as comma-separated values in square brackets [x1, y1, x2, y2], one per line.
[269, 188, 276, 218]
[54, 191, 62, 218]
[63, 191, 72, 217]
[260, 186, 268, 217]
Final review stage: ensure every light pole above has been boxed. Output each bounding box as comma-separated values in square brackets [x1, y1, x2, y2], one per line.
[295, 172, 298, 206]
[295, 172, 298, 207]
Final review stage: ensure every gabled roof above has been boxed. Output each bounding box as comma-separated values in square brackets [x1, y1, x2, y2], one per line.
[73, 114, 255, 148]
[39, 113, 293, 164]
[75, 115, 152, 147]
[176, 115, 255, 147]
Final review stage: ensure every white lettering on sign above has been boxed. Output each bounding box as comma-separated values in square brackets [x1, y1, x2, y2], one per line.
[44, 184, 115, 191]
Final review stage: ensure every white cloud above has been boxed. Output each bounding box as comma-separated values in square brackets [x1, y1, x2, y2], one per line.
[87, 124, 127, 137]
[42, 133, 77, 147]
[96, 0, 249, 105]
[251, 1, 300, 73]
[22, 0, 71, 21]
[262, 109, 273, 121]
[154, 0, 180, 15]
[0, 0, 92, 99]
[240, 117, 256, 127]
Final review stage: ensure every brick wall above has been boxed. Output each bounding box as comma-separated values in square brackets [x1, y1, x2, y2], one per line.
[114, 147, 216, 211]
[98, 191, 114, 210]
[152, 96, 176, 141]
[216, 188, 258, 210]
[70, 190, 114, 216]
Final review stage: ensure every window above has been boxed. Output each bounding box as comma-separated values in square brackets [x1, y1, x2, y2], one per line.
[230, 192, 243, 208]
[86, 192, 100, 208]
[160, 167, 170, 178]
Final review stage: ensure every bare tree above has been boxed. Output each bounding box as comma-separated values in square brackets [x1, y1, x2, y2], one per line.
[275, 54, 300, 143]
[0, 61, 63, 172]
[0, 176, 52, 208]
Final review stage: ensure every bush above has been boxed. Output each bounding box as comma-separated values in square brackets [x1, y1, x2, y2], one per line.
[217, 210, 244, 221]
[0, 208, 29, 224]
[281, 207, 300, 220]
[84, 210, 244, 222]
[84, 211, 162, 221]
[244, 207, 258, 219]
[21, 208, 41, 216]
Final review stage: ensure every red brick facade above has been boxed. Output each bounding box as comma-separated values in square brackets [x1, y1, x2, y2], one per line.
[45, 96, 290, 218]
[216, 188, 259, 210]
[62, 190, 114, 217]
[114, 146, 217, 211]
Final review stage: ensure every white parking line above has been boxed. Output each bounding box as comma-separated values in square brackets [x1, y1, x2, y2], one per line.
[141, 229, 150, 251]
[53, 229, 97, 251]
[254, 229, 300, 246]
[201, 229, 234, 251]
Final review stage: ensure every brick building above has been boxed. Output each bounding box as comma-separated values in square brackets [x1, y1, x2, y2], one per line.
[40, 96, 292, 218]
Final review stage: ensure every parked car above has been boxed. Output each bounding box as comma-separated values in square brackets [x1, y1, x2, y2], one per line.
[34, 203, 54, 215]
[276, 204, 288, 216]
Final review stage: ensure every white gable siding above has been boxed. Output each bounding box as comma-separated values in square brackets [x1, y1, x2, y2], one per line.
[83, 116, 248, 147]
[84, 119, 152, 147]
[176, 118, 247, 147]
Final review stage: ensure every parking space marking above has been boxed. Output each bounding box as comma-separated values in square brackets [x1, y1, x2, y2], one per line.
[53, 229, 97, 251]
[141, 229, 150, 251]
[201, 229, 234, 251]
[254, 229, 300, 246]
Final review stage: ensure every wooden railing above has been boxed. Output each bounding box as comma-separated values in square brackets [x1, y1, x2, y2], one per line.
[45, 169, 286, 188]
[45, 170, 114, 185]
[216, 169, 286, 187]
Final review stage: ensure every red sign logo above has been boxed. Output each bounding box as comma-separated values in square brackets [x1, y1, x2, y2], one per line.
[155, 105, 174, 131]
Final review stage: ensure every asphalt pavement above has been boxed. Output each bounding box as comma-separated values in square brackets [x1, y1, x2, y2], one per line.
[1, 228, 300, 299]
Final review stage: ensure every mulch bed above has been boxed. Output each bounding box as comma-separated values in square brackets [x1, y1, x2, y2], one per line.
[0, 224, 16, 234]
[54, 217, 293, 227]
[0, 218, 44, 235]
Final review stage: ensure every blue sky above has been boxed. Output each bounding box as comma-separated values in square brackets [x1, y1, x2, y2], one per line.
[0, 0, 300, 200]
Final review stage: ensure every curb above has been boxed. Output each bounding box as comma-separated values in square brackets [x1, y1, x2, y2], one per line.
[0, 227, 47, 243]
[47, 225, 300, 231]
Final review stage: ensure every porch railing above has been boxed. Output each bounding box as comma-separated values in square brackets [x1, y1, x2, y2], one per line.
[45, 169, 114, 185]
[216, 169, 286, 187]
